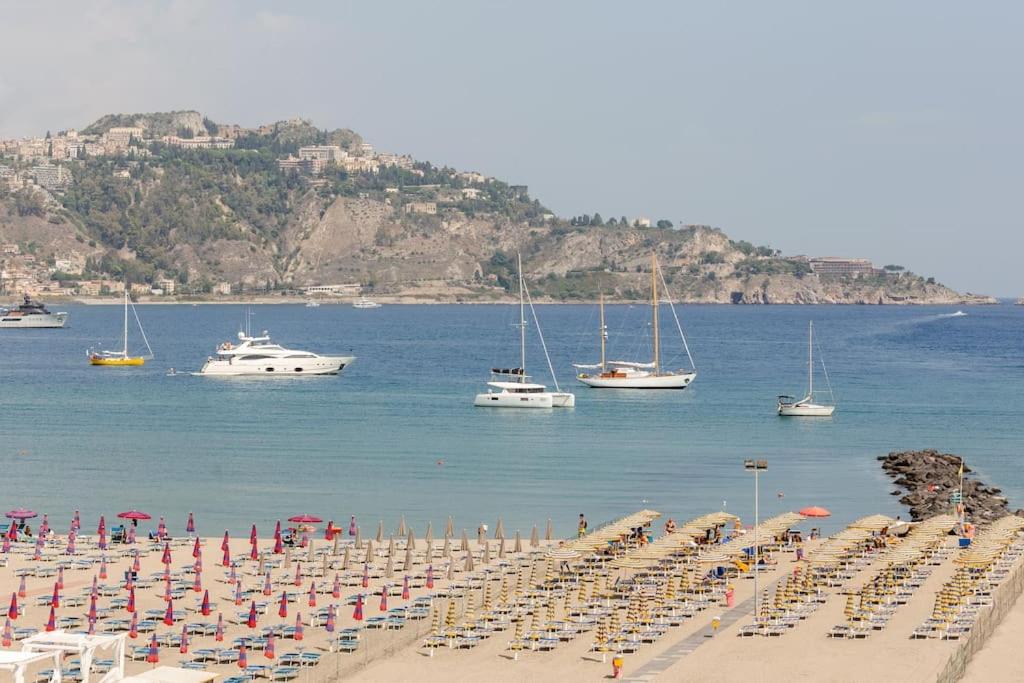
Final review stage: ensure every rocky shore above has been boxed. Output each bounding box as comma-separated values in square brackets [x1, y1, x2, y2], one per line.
[880, 449, 1018, 524]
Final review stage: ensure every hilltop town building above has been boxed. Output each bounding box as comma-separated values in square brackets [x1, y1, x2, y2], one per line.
[808, 257, 877, 277]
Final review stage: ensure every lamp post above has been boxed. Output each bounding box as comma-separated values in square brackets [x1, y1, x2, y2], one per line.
[744, 459, 768, 626]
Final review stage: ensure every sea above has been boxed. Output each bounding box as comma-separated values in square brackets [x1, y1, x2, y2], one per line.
[1, 302, 1021, 539]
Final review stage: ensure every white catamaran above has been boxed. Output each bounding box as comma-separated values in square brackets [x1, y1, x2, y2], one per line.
[574, 255, 697, 389]
[474, 254, 575, 408]
[777, 321, 836, 417]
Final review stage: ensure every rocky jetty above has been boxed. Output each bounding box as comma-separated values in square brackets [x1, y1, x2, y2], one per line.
[879, 449, 1018, 524]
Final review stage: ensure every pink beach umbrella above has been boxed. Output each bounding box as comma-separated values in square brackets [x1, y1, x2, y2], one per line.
[132, 550, 141, 573]
[222, 546, 231, 568]
[186, 512, 195, 536]
[234, 581, 243, 606]
[237, 643, 247, 670]
[273, 535, 283, 554]
[65, 533, 76, 555]
[379, 586, 388, 612]
[308, 581, 316, 607]
[44, 605, 56, 632]
[264, 632, 275, 659]
[17, 576, 26, 598]
[99, 556, 108, 580]
[221, 530, 230, 551]
[332, 574, 340, 599]
[249, 541, 258, 562]
[126, 587, 135, 613]
[293, 563, 302, 587]
[353, 594, 364, 621]
[228, 564, 237, 585]
[145, 634, 158, 663]
[263, 572, 272, 596]
[57, 566, 64, 590]
[163, 598, 174, 626]
[250, 524, 258, 544]
[402, 575, 410, 600]
[294, 612, 304, 641]
[215, 613, 224, 642]
[97, 515, 106, 535]
[278, 591, 288, 618]
[247, 600, 257, 628]
[5, 507, 37, 521]
[426, 565, 434, 589]
[2, 617, 11, 647]
[325, 604, 336, 632]
[201, 589, 211, 616]
[98, 526, 107, 551]
[273, 520, 281, 539]
[8, 593, 19, 620]
[161, 543, 172, 565]
[91, 575, 98, 599]
[32, 539, 41, 561]
[179, 623, 189, 654]
[51, 582, 60, 609]
[128, 611, 138, 639]
[162, 578, 172, 603]
[362, 563, 369, 588]
[192, 537, 201, 558]
[349, 516, 357, 537]
[88, 594, 97, 622]
[193, 570, 202, 593]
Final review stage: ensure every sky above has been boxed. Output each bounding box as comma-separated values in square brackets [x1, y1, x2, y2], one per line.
[1, 1, 1021, 295]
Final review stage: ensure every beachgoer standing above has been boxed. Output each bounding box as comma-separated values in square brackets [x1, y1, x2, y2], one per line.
[578, 514, 588, 539]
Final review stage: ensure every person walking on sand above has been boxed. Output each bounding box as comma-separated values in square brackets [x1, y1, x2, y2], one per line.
[577, 514, 588, 539]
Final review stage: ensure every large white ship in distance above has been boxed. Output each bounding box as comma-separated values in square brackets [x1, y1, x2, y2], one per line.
[0, 295, 68, 328]
[199, 330, 355, 376]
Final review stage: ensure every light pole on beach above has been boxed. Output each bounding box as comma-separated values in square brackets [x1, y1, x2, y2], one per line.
[744, 459, 768, 626]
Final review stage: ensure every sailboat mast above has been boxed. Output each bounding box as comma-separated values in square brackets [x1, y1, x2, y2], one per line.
[123, 288, 129, 357]
[808, 321, 814, 397]
[518, 253, 526, 384]
[651, 254, 660, 375]
[599, 293, 606, 371]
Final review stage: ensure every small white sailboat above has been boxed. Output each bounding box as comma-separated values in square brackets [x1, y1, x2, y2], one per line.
[474, 254, 574, 409]
[777, 321, 835, 417]
[88, 289, 154, 366]
[574, 255, 696, 389]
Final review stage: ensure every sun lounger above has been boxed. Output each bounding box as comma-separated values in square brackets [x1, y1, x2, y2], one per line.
[270, 667, 300, 681]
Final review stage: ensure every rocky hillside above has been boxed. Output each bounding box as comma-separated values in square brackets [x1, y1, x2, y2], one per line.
[0, 112, 994, 304]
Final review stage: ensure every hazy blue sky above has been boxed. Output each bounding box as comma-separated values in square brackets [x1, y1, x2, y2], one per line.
[1, 1, 1021, 294]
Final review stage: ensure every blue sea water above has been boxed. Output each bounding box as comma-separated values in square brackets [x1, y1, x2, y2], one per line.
[1, 302, 1021, 539]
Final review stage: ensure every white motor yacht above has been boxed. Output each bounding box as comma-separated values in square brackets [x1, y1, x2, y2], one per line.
[353, 297, 381, 309]
[0, 295, 68, 328]
[199, 330, 355, 376]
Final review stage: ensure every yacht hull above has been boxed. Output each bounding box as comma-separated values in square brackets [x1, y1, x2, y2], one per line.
[200, 355, 354, 376]
[0, 313, 67, 328]
[474, 392, 553, 408]
[90, 356, 145, 366]
[577, 371, 696, 389]
[778, 403, 835, 417]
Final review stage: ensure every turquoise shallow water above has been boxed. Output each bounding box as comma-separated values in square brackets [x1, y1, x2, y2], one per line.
[1, 303, 1021, 538]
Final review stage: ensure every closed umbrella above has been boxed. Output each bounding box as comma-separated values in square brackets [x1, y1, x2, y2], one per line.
[398, 516, 407, 538]
[278, 591, 288, 618]
[545, 519, 553, 541]
[424, 522, 433, 544]
[145, 633, 158, 663]
[128, 612, 138, 639]
[201, 590, 211, 616]
[445, 516, 454, 538]
[379, 586, 388, 612]
[375, 521, 384, 543]
[385, 554, 394, 578]
[186, 512, 196, 536]
[530, 526, 539, 548]
[406, 529, 416, 551]
[495, 518, 505, 540]
[404, 546, 413, 572]
[332, 573, 341, 599]
[464, 551, 475, 572]
[353, 594, 364, 621]
[514, 531, 523, 554]
[215, 613, 224, 641]
[325, 604, 335, 632]
[342, 545, 351, 571]
[426, 565, 434, 589]
[8, 593, 18, 620]
[308, 581, 317, 607]
[402, 575, 410, 600]
[247, 600, 258, 628]
[460, 529, 470, 552]
[482, 541, 491, 565]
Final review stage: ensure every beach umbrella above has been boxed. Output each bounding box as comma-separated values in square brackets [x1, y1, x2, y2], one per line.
[349, 516, 357, 537]
[132, 549, 141, 573]
[464, 552, 475, 572]
[191, 536, 201, 558]
[273, 534, 284, 554]
[406, 528, 416, 551]
[16, 576, 26, 599]
[495, 518, 505, 540]
[237, 643, 247, 670]
[284, 546, 293, 569]
[158, 517, 167, 538]
[198, 588, 211, 616]
[99, 556, 108, 579]
[545, 519, 553, 541]
[376, 521, 384, 543]
[326, 604, 336, 632]
[482, 541, 491, 565]
[355, 526, 362, 547]
[128, 611, 138, 639]
[88, 594, 97, 622]
[250, 540, 259, 561]
[404, 546, 413, 572]
[333, 574, 341, 599]
[294, 562, 302, 586]
[98, 526, 107, 551]
[162, 577, 172, 603]
[8, 593, 17, 620]
[234, 580, 243, 606]
[425, 522, 433, 544]
[51, 582, 60, 608]
[385, 555, 394, 579]
[264, 632, 275, 659]
[44, 605, 56, 632]
[161, 543, 172, 565]
[97, 515, 106, 534]
[221, 530, 230, 551]
[530, 526, 539, 548]
[460, 530, 470, 552]
[178, 623, 189, 654]
[6, 507, 37, 521]
[250, 524, 258, 545]
[57, 566, 64, 590]
[426, 565, 434, 589]
[186, 512, 196, 535]
[498, 539, 507, 559]
[424, 540, 434, 565]
[289, 514, 322, 525]
[445, 516, 454, 538]
[215, 613, 224, 641]
[146, 634, 159, 663]
[307, 538, 315, 562]
[398, 515, 407, 538]
[332, 531, 340, 556]
[222, 545, 231, 567]
[353, 592, 365, 621]
[278, 591, 288, 618]
[515, 531, 523, 554]
[164, 598, 175, 626]
[379, 586, 388, 612]
[193, 569, 203, 593]
[247, 600, 258, 628]
[273, 519, 282, 540]
[442, 537, 451, 559]
[127, 586, 136, 613]
[362, 563, 370, 588]
[66, 533, 76, 555]
[262, 571, 272, 596]
[402, 575, 410, 600]
[294, 612, 304, 641]
[308, 581, 317, 607]
[1, 618, 11, 647]
[342, 545, 351, 571]
[446, 560, 455, 581]
[799, 507, 832, 518]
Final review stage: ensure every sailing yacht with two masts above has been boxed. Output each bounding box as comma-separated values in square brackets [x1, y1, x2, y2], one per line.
[474, 254, 575, 408]
[777, 321, 836, 416]
[574, 255, 697, 389]
[88, 290, 154, 366]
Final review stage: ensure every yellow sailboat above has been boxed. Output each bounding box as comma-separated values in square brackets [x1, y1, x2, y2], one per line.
[89, 289, 153, 366]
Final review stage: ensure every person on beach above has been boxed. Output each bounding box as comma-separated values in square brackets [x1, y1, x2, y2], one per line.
[23, 524, 32, 537]
[664, 518, 676, 534]
[578, 514, 588, 538]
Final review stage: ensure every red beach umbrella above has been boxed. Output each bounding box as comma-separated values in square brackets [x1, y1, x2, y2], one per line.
[234, 581, 243, 606]
[1, 618, 11, 647]
[98, 527, 107, 551]
[426, 565, 434, 589]
[402, 575, 410, 600]
[273, 521, 281, 539]
[264, 632, 275, 659]
[353, 594, 364, 621]
[221, 530, 230, 551]
[247, 600, 257, 628]
[65, 534, 75, 555]
[192, 537, 201, 558]
[293, 563, 302, 587]
[288, 515, 322, 525]
[193, 570, 202, 593]
[249, 542, 258, 562]
[179, 623, 189, 654]
[798, 506, 832, 518]
[228, 564, 237, 585]
[128, 611, 138, 639]
[117, 510, 151, 521]
[161, 543, 172, 565]
[294, 612, 304, 641]
[57, 566, 64, 590]
[273, 535, 283, 555]
[127, 587, 135, 613]
[132, 551, 141, 573]
[5, 508, 37, 520]
[44, 605, 56, 632]
[146, 634, 159, 664]
[263, 572, 272, 596]
[237, 644, 247, 670]
[91, 575, 98, 599]
[51, 582, 60, 608]
[308, 581, 316, 607]
[222, 546, 231, 567]
[324, 521, 336, 540]
[332, 574, 340, 599]
[379, 586, 388, 612]
[250, 524, 258, 544]
[186, 512, 196, 535]
[97, 516, 106, 534]
[99, 556, 108, 580]
[215, 613, 224, 641]
[325, 604, 335, 633]
[278, 591, 288, 619]
[88, 595, 97, 622]
[17, 576, 26, 598]
[8, 593, 18, 620]
[162, 578, 172, 603]
[361, 563, 369, 588]
[163, 599, 174, 626]
[201, 589, 211, 616]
